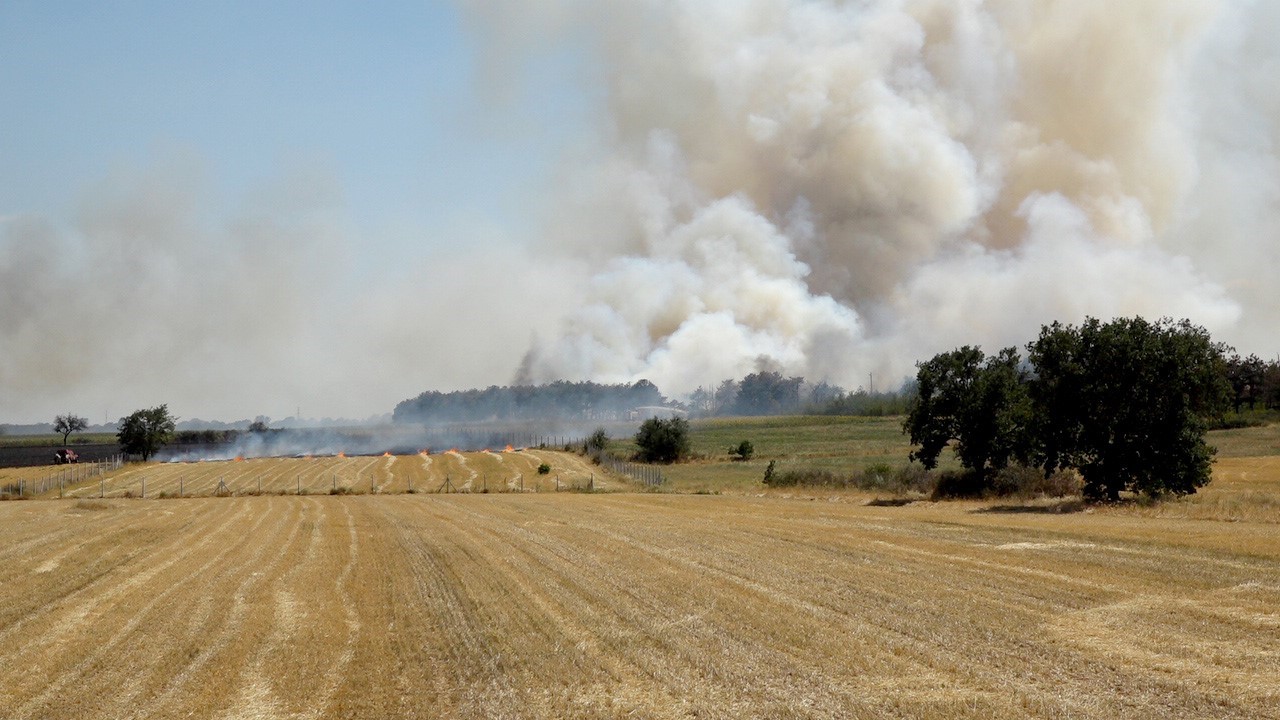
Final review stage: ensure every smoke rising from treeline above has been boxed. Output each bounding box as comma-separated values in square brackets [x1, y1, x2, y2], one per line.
[472, 0, 1278, 396]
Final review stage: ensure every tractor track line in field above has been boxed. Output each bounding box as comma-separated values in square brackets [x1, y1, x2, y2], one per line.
[0, 499, 244, 654]
[123, 498, 311, 718]
[6, 499, 270, 718]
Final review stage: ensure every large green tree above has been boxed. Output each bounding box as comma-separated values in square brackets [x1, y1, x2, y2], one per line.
[1027, 317, 1230, 501]
[903, 346, 1031, 481]
[117, 405, 177, 461]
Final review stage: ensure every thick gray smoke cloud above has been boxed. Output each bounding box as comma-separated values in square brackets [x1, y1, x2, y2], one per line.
[477, 0, 1277, 396]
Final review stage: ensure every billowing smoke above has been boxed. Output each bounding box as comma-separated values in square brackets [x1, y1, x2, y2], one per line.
[4, 1, 1277, 424]
[478, 0, 1276, 396]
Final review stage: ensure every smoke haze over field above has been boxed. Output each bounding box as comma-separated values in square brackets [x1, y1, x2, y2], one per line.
[497, 0, 1278, 397]
[2, 1, 1278, 422]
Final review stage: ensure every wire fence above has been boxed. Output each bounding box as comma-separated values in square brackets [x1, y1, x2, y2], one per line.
[589, 449, 665, 487]
[0, 454, 125, 498]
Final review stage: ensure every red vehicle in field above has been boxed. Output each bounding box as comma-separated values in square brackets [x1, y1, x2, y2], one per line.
[54, 448, 78, 464]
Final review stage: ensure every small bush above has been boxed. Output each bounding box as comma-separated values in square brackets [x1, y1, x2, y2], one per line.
[329, 486, 357, 496]
[931, 470, 988, 499]
[855, 463, 897, 490]
[763, 468, 845, 488]
[931, 465, 1082, 500]
[729, 440, 755, 461]
[634, 417, 691, 464]
[537, 463, 551, 475]
[889, 464, 934, 494]
[585, 428, 609, 453]
[992, 465, 1081, 498]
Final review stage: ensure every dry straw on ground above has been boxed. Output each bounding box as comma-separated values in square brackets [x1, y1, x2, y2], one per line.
[0, 458, 1277, 719]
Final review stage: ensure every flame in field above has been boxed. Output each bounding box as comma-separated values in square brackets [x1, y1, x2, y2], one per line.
[419, 449, 430, 456]
[337, 451, 346, 458]
[234, 456, 245, 463]
[383, 451, 392, 457]
[504, 445, 514, 453]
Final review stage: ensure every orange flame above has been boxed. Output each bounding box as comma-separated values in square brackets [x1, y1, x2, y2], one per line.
[234, 456, 245, 462]
[419, 449, 430, 456]
[504, 445, 514, 453]
[383, 451, 392, 457]
[337, 451, 346, 458]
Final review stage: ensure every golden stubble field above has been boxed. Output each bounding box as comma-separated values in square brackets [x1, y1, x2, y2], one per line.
[1, 452, 1278, 719]
[2, 448, 613, 499]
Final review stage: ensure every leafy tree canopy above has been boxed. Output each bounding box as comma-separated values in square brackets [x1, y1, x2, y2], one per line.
[117, 405, 177, 461]
[54, 413, 89, 446]
[905, 317, 1231, 502]
[1027, 317, 1230, 501]
[903, 346, 1031, 480]
[634, 417, 691, 464]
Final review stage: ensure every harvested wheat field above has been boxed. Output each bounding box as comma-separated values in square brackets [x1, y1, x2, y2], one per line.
[35, 449, 610, 499]
[1, 483, 1278, 719]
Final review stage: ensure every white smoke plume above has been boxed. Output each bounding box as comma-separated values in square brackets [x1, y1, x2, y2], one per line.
[476, 0, 1277, 396]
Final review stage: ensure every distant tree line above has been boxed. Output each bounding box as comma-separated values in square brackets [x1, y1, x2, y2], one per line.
[392, 374, 911, 424]
[904, 317, 1232, 502]
[1222, 353, 1280, 415]
[686, 372, 912, 417]
[392, 380, 665, 424]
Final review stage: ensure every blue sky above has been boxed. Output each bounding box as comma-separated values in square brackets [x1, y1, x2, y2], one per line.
[0, 1, 584, 254]
[0, 1, 603, 422]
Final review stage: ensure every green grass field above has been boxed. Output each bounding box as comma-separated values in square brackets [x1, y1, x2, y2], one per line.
[0, 432, 117, 447]
[607, 414, 1280, 495]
